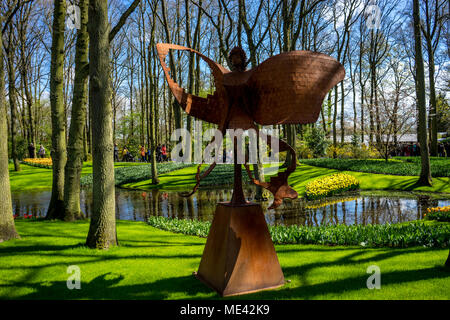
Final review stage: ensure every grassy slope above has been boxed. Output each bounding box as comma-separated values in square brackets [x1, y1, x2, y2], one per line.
[0, 220, 448, 300]
[122, 165, 201, 191]
[125, 163, 450, 195]
[9, 162, 146, 192]
[289, 164, 450, 196]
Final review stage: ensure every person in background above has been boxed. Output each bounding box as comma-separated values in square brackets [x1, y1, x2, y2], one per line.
[28, 143, 36, 158]
[438, 144, 444, 157]
[161, 144, 167, 162]
[146, 148, 152, 162]
[156, 144, 162, 162]
[122, 146, 129, 162]
[140, 145, 146, 162]
[38, 144, 46, 158]
[114, 143, 119, 162]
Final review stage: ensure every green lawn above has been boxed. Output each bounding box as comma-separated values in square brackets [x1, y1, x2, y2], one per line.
[8, 161, 147, 192]
[0, 220, 449, 300]
[289, 164, 450, 196]
[122, 165, 201, 191]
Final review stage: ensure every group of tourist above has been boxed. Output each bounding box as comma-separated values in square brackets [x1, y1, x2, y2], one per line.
[114, 143, 169, 163]
[27, 143, 46, 158]
[390, 142, 450, 158]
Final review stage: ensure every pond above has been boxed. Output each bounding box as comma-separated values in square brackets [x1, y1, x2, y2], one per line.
[11, 187, 450, 227]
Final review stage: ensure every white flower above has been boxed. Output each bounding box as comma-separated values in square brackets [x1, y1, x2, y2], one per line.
[360, 242, 366, 247]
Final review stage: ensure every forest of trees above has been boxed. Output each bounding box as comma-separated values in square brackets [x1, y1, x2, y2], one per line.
[0, 0, 449, 248]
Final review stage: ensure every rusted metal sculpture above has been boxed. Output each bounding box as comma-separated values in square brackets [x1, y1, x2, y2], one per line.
[157, 43, 345, 296]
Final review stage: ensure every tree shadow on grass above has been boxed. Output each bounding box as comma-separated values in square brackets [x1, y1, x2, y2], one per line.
[240, 266, 450, 300]
[3, 272, 212, 300]
[2, 247, 449, 300]
[0, 243, 86, 255]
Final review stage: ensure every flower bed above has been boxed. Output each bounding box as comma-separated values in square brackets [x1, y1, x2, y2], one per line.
[425, 206, 450, 222]
[305, 173, 359, 200]
[148, 216, 450, 248]
[22, 158, 52, 168]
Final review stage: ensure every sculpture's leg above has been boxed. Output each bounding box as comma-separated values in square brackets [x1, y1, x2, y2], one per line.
[195, 202, 285, 296]
[230, 136, 246, 205]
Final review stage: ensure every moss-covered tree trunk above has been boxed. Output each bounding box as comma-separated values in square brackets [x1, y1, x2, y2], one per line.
[46, 0, 67, 219]
[147, 14, 159, 185]
[63, 0, 88, 221]
[86, 0, 117, 249]
[0, 24, 19, 242]
[413, 0, 432, 187]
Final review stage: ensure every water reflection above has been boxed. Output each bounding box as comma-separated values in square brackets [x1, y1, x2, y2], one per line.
[11, 188, 450, 227]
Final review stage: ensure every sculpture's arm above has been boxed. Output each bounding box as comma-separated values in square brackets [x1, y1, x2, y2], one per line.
[156, 43, 230, 125]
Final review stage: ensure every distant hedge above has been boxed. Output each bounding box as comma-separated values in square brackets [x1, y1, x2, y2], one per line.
[301, 158, 450, 177]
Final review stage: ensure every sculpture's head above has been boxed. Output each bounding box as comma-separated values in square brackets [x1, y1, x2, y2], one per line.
[229, 47, 247, 72]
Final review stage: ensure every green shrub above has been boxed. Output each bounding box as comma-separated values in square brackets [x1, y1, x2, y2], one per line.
[303, 126, 329, 157]
[148, 216, 450, 248]
[325, 144, 380, 159]
[296, 141, 314, 159]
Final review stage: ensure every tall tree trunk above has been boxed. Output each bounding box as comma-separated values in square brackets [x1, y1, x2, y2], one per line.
[0, 25, 19, 242]
[340, 80, 345, 143]
[7, 28, 20, 171]
[148, 7, 159, 184]
[46, 0, 67, 219]
[425, 39, 437, 156]
[86, 0, 118, 249]
[63, 0, 88, 221]
[161, 0, 182, 133]
[332, 85, 338, 157]
[413, 0, 432, 186]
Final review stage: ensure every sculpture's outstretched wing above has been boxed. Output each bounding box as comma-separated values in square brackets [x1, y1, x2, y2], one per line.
[247, 51, 345, 125]
[156, 43, 230, 125]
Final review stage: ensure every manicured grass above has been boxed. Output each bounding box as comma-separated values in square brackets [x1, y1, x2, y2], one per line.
[80, 162, 193, 187]
[122, 165, 202, 191]
[301, 157, 450, 177]
[0, 220, 449, 300]
[8, 161, 148, 192]
[289, 164, 450, 196]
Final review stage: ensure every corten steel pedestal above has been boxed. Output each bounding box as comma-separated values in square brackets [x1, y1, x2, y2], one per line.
[195, 202, 285, 297]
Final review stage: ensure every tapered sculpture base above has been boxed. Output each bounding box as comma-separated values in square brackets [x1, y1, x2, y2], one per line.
[195, 202, 285, 297]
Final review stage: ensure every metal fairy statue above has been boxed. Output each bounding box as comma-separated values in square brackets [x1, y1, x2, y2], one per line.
[156, 43, 345, 209]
